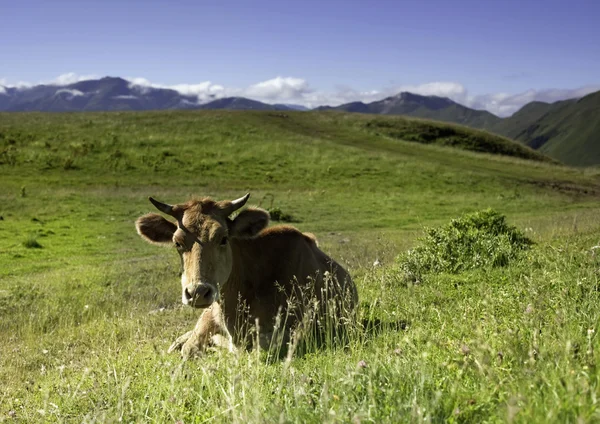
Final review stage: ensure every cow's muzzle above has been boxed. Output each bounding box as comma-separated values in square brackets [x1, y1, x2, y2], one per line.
[183, 283, 217, 308]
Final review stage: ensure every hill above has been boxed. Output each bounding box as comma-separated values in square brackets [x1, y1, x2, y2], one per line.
[199, 96, 287, 110]
[318, 92, 501, 129]
[337, 113, 551, 163]
[485, 91, 600, 166]
[486, 100, 570, 141]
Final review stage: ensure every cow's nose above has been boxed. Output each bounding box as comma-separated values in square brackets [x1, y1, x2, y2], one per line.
[195, 285, 214, 301]
[184, 284, 214, 307]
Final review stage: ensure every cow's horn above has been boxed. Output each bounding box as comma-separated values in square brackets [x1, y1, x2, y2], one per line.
[149, 197, 175, 216]
[226, 193, 250, 215]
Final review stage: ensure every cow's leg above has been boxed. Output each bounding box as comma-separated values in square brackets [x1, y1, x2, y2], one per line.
[167, 308, 213, 356]
[177, 303, 233, 359]
[168, 330, 194, 353]
[209, 333, 237, 354]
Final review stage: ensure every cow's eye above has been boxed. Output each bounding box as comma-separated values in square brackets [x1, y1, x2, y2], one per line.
[174, 241, 182, 249]
[220, 237, 228, 246]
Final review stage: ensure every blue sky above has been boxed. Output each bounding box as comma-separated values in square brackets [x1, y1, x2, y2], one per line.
[1, 0, 599, 115]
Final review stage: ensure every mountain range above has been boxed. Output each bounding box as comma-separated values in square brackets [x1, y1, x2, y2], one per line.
[0, 77, 300, 113]
[1, 76, 598, 166]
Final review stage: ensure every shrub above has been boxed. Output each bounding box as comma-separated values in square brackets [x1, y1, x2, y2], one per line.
[267, 207, 298, 223]
[396, 209, 533, 283]
[23, 237, 43, 249]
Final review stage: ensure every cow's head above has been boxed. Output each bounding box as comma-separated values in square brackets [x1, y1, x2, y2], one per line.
[135, 194, 269, 308]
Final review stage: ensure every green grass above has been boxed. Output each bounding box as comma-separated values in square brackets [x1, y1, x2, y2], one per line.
[1, 110, 600, 422]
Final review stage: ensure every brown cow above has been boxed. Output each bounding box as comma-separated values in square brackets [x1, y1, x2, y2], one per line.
[135, 193, 358, 359]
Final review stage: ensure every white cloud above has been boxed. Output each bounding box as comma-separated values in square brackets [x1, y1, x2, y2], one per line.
[0, 86, 6, 95]
[397, 82, 468, 103]
[0, 73, 99, 89]
[127, 76, 311, 103]
[245, 77, 311, 100]
[113, 95, 138, 100]
[294, 84, 390, 108]
[13, 81, 34, 89]
[171, 83, 227, 100]
[127, 78, 229, 102]
[55, 88, 85, 97]
[50, 72, 99, 86]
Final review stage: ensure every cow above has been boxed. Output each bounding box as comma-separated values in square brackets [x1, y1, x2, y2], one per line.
[135, 193, 358, 359]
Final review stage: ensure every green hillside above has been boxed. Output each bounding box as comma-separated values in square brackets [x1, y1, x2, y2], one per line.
[320, 92, 501, 129]
[524, 92, 599, 166]
[2, 110, 600, 422]
[482, 91, 600, 166]
[358, 115, 550, 162]
[486, 100, 570, 141]
[371, 103, 499, 129]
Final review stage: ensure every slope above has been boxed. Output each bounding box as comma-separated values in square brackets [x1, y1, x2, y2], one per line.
[317, 92, 501, 129]
[486, 100, 570, 141]
[493, 91, 600, 166]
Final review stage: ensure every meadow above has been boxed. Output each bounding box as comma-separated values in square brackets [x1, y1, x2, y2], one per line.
[1, 110, 600, 423]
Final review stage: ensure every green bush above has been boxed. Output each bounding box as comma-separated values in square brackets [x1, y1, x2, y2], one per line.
[397, 209, 533, 283]
[23, 236, 43, 249]
[267, 207, 298, 223]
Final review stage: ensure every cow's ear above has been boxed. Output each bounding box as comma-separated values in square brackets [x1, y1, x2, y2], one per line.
[229, 208, 270, 239]
[136, 213, 177, 246]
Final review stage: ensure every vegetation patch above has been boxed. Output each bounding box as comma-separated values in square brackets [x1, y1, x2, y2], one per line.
[364, 118, 553, 163]
[23, 236, 43, 249]
[397, 209, 533, 283]
[267, 206, 298, 222]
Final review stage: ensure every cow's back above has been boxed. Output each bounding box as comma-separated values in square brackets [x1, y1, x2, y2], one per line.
[223, 225, 357, 344]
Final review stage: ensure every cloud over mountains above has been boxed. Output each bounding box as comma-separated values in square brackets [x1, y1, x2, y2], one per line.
[1, 73, 597, 117]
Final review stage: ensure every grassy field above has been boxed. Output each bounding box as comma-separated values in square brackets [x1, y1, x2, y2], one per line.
[1, 110, 600, 422]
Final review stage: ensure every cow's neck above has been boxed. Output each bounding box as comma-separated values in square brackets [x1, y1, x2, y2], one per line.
[220, 238, 255, 312]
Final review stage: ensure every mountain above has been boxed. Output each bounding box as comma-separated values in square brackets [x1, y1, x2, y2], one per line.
[319, 90, 600, 166]
[317, 92, 502, 129]
[274, 103, 309, 111]
[0, 77, 293, 112]
[486, 91, 600, 166]
[199, 97, 283, 110]
[485, 101, 566, 141]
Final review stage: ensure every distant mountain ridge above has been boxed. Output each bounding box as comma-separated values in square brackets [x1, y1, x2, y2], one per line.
[0, 77, 295, 112]
[317, 91, 501, 129]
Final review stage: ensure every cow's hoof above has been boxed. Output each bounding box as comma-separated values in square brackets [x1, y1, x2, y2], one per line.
[181, 337, 204, 360]
[209, 334, 238, 354]
[168, 330, 193, 354]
